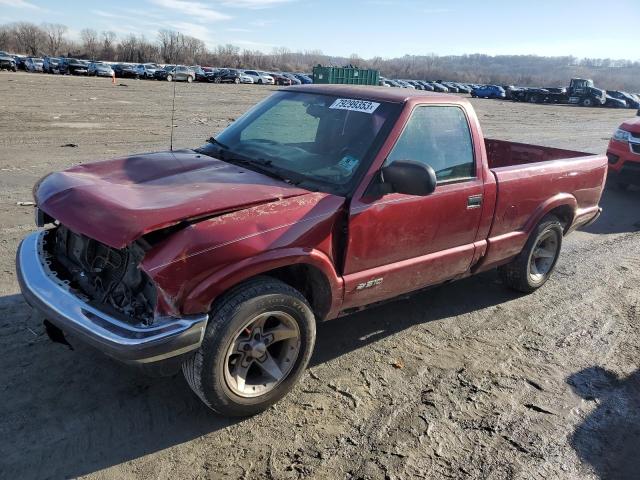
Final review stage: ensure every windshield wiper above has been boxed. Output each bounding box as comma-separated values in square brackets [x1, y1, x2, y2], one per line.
[201, 138, 305, 186]
[206, 136, 230, 150]
[228, 156, 301, 184]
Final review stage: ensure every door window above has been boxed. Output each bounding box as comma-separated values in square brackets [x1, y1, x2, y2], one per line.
[386, 106, 475, 183]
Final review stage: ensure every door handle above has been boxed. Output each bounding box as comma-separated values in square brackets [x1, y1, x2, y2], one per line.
[467, 194, 483, 209]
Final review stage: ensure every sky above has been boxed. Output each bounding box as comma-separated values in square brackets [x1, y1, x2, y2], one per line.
[1, 0, 639, 60]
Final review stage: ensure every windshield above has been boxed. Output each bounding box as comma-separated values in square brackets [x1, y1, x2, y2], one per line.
[198, 91, 401, 195]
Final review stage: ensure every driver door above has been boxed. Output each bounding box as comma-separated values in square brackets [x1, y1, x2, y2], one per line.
[342, 105, 485, 309]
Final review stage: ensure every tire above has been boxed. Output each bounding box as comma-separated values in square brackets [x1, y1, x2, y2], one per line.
[234, 77, 240, 84]
[182, 276, 316, 416]
[582, 97, 594, 107]
[166, 74, 173, 82]
[214, 76, 222, 84]
[529, 94, 539, 103]
[498, 215, 563, 293]
[187, 75, 193, 83]
[258, 79, 263, 85]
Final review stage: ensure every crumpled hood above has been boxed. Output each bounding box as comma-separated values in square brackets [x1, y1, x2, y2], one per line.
[36, 149, 310, 248]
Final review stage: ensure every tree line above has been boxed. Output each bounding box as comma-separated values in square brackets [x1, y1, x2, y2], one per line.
[1, 21, 638, 91]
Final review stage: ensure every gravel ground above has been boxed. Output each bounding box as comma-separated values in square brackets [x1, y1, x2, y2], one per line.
[1, 72, 639, 480]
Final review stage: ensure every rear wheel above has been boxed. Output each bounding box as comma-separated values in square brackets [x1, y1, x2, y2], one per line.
[234, 77, 240, 84]
[187, 75, 193, 83]
[258, 79, 263, 85]
[214, 76, 222, 84]
[182, 277, 316, 416]
[498, 215, 563, 293]
[582, 97, 595, 107]
[166, 74, 173, 82]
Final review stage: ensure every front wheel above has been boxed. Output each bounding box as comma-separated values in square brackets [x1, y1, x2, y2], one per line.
[187, 75, 193, 83]
[582, 97, 595, 107]
[182, 277, 316, 416]
[234, 77, 240, 84]
[166, 74, 173, 82]
[498, 215, 563, 293]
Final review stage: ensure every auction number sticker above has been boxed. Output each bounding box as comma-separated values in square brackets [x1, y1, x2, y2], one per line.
[329, 98, 380, 114]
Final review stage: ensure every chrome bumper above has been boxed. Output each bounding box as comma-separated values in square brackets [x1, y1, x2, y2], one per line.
[17, 232, 208, 364]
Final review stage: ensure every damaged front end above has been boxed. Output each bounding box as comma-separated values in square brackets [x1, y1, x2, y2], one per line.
[16, 223, 208, 365]
[48, 225, 157, 326]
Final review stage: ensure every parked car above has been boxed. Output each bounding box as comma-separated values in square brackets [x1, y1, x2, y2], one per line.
[164, 65, 195, 82]
[471, 85, 506, 99]
[154, 65, 175, 80]
[269, 72, 293, 86]
[454, 83, 471, 94]
[209, 68, 242, 84]
[0, 51, 17, 71]
[281, 72, 301, 85]
[607, 117, 640, 189]
[18, 85, 606, 416]
[239, 72, 254, 84]
[135, 63, 160, 79]
[243, 70, 274, 85]
[12, 55, 26, 70]
[293, 73, 312, 84]
[405, 80, 424, 90]
[607, 91, 640, 109]
[113, 63, 139, 79]
[440, 82, 459, 93]
[417, 81, 435, 91]
[24, 57, 44, 72]
[428, 82, 449, 92]
[59, 58, 88, 75]
[88, 62, 114, 77]
[398, 80, 416, 89]
[42, 56, 60, 74]
[190, 65, 209, 82]
[604, 95, 627, 108]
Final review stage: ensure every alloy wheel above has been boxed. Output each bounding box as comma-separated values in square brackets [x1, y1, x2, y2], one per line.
[528, 230, 559, 282]
[223, 311, 301, 398]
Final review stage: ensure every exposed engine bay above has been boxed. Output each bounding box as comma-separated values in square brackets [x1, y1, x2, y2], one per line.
[45, 225, 157, 325]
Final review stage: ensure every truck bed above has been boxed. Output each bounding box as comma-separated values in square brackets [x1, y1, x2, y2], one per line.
[479, 138, 607, 271]
[485, 138, 588, 168]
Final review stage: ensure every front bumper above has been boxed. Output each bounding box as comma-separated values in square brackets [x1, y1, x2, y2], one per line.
[17, 232, 207, 364]
[607, 137, 640, 184]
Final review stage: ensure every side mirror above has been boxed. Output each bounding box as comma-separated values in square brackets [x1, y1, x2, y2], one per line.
[381, 160, 437, 196]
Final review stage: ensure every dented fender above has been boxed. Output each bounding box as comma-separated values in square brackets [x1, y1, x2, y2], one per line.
[182, 247, 344, 319]
[140, 192, 346, 318]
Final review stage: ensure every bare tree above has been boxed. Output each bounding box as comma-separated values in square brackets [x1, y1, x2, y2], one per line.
[0, 24, 14, 52]
[42, 23, 67, 56]
[100, 30, 116, 60]
[12, 22, 45, 55]
[80, 28, 99, 59]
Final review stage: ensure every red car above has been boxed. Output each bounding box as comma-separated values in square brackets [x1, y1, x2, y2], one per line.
[17, 85, 606, 416]
[269, 72, 293, 86]
[606, 116, 640, 189]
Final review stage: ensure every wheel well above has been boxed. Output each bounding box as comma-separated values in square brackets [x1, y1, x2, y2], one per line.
[546, 205, 574, 233]
[262, 264, 332, 320]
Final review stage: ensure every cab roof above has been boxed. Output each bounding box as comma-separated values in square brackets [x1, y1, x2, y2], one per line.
[283, 84, 466, 104]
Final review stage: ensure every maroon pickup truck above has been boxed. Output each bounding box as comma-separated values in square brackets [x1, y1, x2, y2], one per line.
[17, 85, 606, 415]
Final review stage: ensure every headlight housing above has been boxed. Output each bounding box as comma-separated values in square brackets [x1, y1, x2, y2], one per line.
[613, 129, 631, 142]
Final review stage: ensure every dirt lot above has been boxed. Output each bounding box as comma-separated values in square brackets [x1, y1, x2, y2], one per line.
[1, 72, 639, 480]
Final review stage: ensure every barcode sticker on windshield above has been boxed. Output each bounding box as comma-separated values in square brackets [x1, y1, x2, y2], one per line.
[329, 98, 380, 114]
